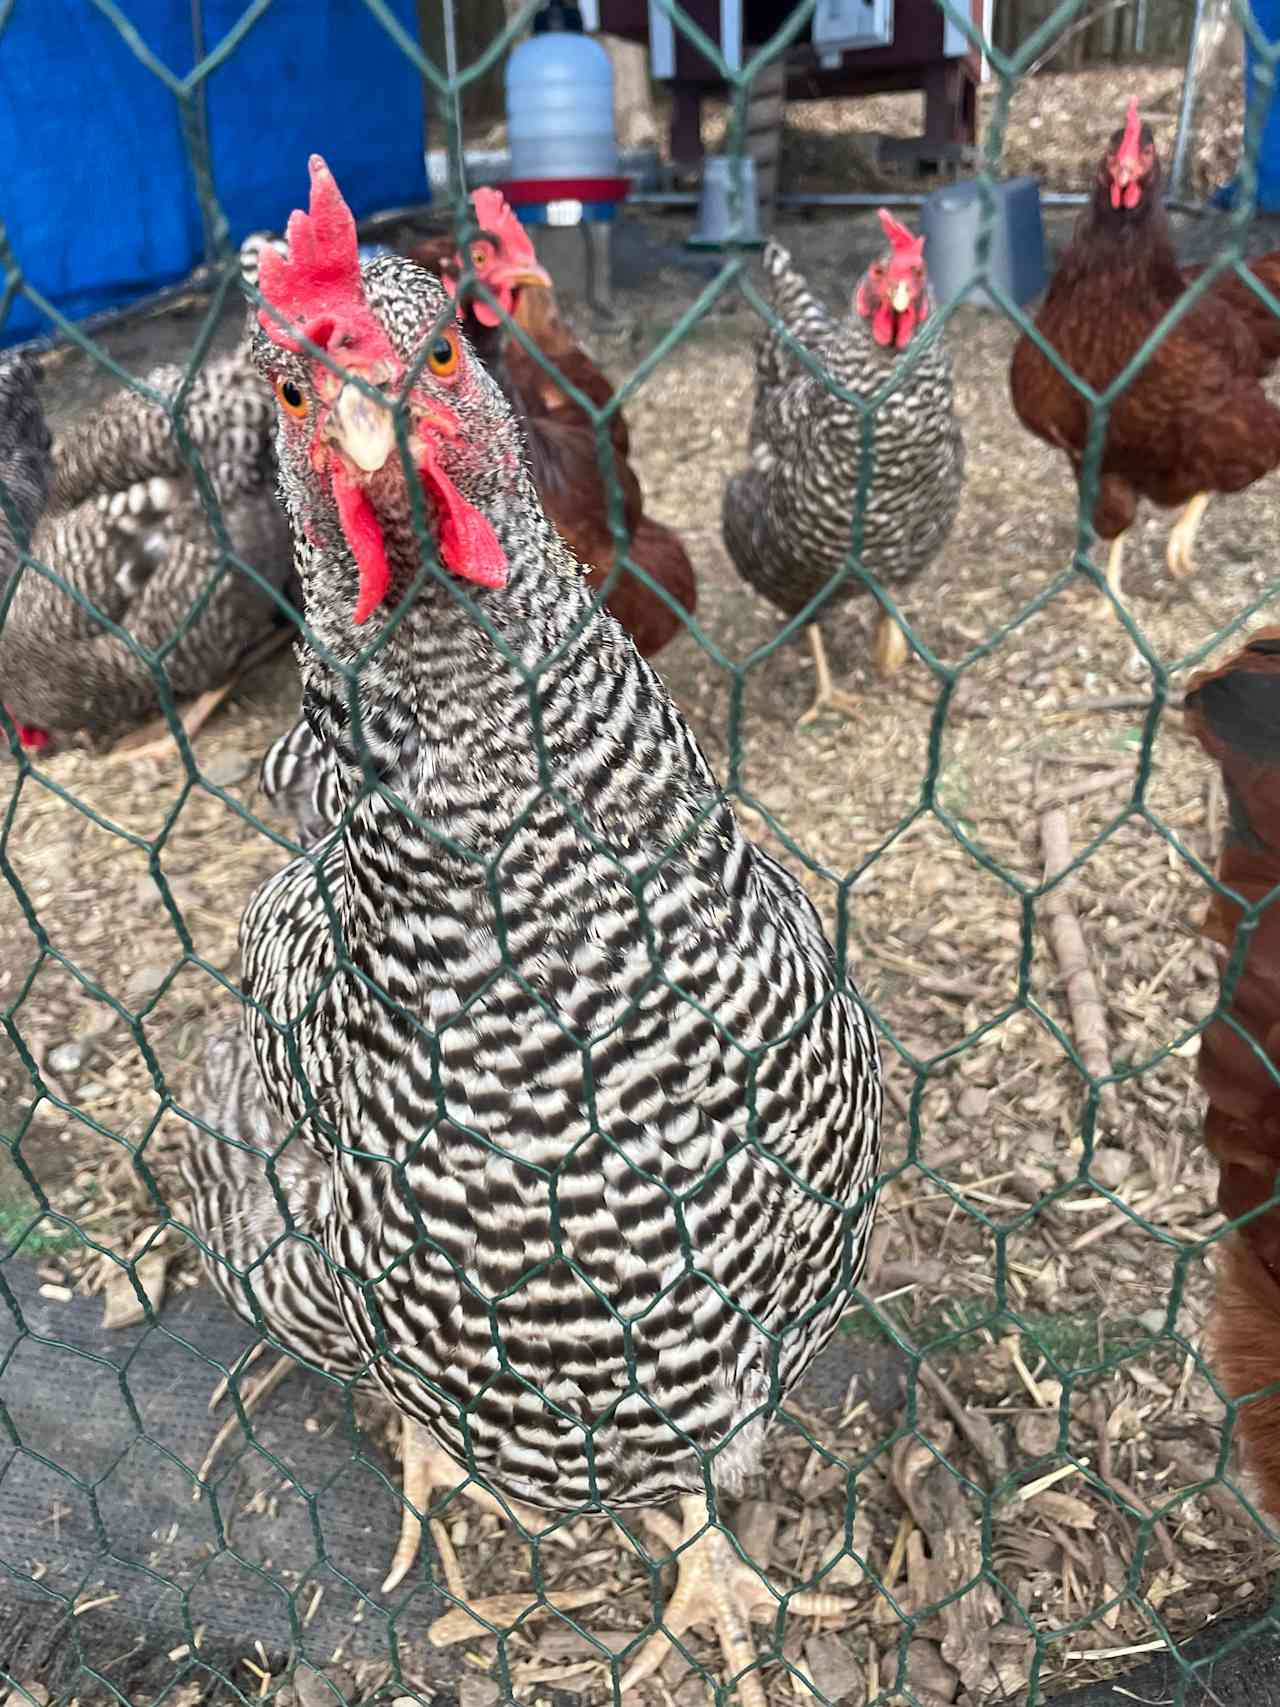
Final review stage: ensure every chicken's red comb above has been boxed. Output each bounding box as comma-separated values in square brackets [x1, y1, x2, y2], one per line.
[470, 187, 540, 263]
[257, 155, 390, 360]
[1116, 97, 1143, 164]
[878, 208, 925, 266]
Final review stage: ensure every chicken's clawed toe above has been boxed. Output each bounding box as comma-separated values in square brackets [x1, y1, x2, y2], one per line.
[799, 624, 860, 726]
[797, 687, 862, 727]
[390, 1419, 578, 1602]
[1166, 491, 1211, 582]
[194, 1348, 296, 1492]
[618, 1497, 850, 1707]
[1088, 532, 1128, 623]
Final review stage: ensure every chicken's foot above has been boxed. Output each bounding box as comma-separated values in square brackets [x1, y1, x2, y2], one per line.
[194, 1349, 296, 1491]
[798, 625, 860, 724]
[207, 1337, 270, 1411]
[1167, 492, 1211, 580]
[392, 1417, 577, 1602]
[618, 1496, 850, 1707]
[873, 610, 909, 677]
[195, 1359, 459, 1595]
[197, 1351, 572, 1602]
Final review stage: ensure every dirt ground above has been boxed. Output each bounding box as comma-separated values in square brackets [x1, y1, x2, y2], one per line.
[4, 70, 1280, 1707]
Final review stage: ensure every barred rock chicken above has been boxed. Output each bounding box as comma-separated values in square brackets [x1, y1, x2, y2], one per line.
[1011, 101, 1280, 616]
[723, 211, 963, 724]
[0, 248, 294, 759]
[181, 156, 881, 1702]
[1185, 630, 1280, 1517]
[409, 190, 696, 658]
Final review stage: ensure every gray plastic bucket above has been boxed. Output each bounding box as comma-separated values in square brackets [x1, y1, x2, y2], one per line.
[921, 176, 1047, 309]
[688, 156, 765, 248]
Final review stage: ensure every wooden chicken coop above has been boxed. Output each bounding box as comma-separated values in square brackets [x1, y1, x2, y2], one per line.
[596, 0, 990, 171]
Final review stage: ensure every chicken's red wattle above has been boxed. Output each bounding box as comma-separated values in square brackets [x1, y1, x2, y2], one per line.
[331, 466, 392, 626]
[419, 444, 506, 592]
[869, 300, 918, 349]
[443, 270, 509, 330]
[331, 453, 507, 627]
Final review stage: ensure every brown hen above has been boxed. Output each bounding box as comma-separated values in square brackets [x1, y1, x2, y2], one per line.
[409, 194, 695, 658]
[1182, 254, 1280, 377]
[1185, 629, 1280, 1516]
[1010, 101, 1280, 614]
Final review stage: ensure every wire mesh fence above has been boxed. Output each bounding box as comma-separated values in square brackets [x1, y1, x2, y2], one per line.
[0, 2, 1279, 1705]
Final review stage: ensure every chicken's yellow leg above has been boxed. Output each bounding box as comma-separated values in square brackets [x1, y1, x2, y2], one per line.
[196, 1344, 574, 1603]
[618, 1497, 852, 1706]
[798, 625, 861, 724]
[1093, 533, 1126, 620]
[194, 1361, 465, 1597]
[386, 1418, 572, 1596]
[194, 1350, 296, 1489]
[1167, 491, 1211, 580]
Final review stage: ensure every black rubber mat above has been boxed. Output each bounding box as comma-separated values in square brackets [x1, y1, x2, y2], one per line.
[8, 1257, 1271, 1707]
[0, 1257, 446, 1701]
[1013, 1597, 1280, 1705]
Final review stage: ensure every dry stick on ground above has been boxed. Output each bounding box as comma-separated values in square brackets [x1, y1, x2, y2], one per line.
[1040, 808, 1115, 1111]
[1036, 767, 1133, 811]
[1090, 1390, 1177, 1569]
[1051, 693, 1186, 716]
[917, 1362, 1009, 1483]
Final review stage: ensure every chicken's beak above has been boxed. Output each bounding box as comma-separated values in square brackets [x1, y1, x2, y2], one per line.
[492, 261, 553, 292]
[890, 280, 912, 314]
[327, 382, 397, 474]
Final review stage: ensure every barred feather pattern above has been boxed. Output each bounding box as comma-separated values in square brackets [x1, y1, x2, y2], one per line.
[0, 355, 52, 543]
[0, 340, 294, 742]
[189, 256, 882, 1516]
[259, 714, 343, 851]
[724, 239, 964, 622]
[183, 1030, 359, 1382]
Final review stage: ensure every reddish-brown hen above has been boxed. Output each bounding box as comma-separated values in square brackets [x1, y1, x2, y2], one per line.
[1010, 101, 1280, 615]
[1182, 254, 1280, 376]
[409, 194, 695, 658]
[1185, 629, 1280, 1517]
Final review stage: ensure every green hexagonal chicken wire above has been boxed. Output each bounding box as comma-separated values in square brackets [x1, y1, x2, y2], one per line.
[0, 2, 1278, 1706]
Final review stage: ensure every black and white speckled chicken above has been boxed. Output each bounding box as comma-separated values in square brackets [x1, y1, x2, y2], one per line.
[0, 241, 295, 759]
[180, 157, 882, 1702]
[724, 211, 964, 723]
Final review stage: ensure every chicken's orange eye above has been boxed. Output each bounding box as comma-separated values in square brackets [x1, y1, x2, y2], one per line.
[427, 333, 459, 378]
[471, 244, 491, 270]
[275, 379, 308, 418]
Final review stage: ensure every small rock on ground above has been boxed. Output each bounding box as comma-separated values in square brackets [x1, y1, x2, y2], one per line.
[126, 965, 169, 1005]
[906, 1638, 959, 1702]
[458, 1679, 501, 1707]
[804, 1631, 862, 1702]
[46, 1042, 82, 1076]
[201, 748, 253, 789]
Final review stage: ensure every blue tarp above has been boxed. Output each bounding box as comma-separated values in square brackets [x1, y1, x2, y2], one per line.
[0, 0, 427, 347]
[1244, 0, 1280, 212]
[1205, 0, 1280, 212]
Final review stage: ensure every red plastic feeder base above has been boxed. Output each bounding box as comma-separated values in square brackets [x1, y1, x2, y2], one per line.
[496, 176, 631, 207]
